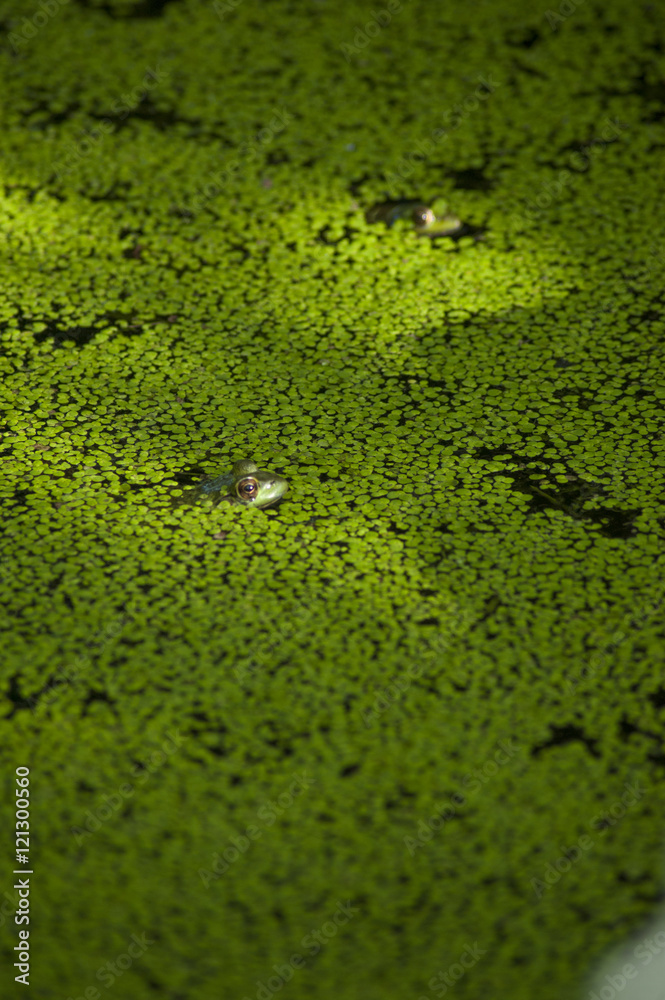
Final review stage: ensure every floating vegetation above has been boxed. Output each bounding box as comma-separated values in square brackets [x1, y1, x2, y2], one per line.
[1, 1, 664, 998]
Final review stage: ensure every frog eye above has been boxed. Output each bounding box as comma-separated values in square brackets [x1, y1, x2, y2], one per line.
[236, 477, 259, 501]
[412, 206, 435, 228]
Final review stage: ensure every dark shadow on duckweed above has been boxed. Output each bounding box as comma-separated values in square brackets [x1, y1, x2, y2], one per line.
[507, 470, 640, 538]
[532, 724, 601, 758]
[476, 448, 641, 538]
[76, 0, 174, 18]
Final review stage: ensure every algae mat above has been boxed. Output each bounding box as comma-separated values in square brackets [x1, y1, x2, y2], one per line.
[1, 0, 665, 997]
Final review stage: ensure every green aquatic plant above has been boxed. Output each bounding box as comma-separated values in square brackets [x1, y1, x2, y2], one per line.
[0, 0, 664, 998]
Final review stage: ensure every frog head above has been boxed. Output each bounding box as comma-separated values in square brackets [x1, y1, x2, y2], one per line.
[365, 200, 463, 237]
[230, 460, 288, 508]
[415, 200, 463, 236]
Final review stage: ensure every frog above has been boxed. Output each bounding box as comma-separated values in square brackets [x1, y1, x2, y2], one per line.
[365, 199, 463, 237]
[199, 460, 288, 509]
